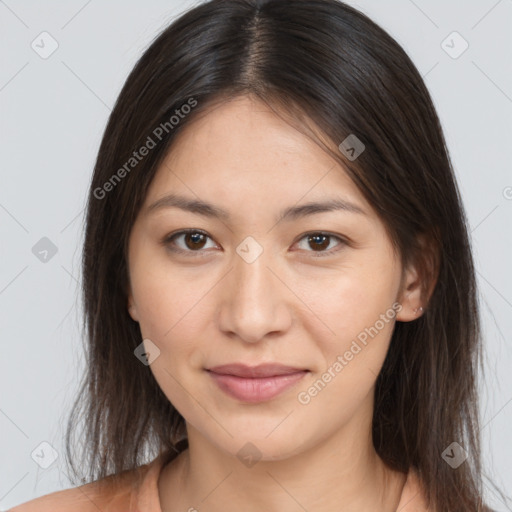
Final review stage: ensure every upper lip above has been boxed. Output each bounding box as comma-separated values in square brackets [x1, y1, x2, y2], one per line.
[207, 363, 308, 378]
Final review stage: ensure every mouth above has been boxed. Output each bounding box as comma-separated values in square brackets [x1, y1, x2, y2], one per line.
[206, 363, 309, 403]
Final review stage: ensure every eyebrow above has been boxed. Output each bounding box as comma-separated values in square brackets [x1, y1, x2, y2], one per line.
[145, 193, 366, 223]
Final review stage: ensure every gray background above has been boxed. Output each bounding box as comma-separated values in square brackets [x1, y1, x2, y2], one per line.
[0, 0, 511, 510]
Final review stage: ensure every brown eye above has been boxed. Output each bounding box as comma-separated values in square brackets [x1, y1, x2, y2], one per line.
[163, 229, 346, 258]
[183, 232, 208, 250]
[307, 234, 330, 251]
[163, 229, 216, 255]
[296, 232, 346, 257]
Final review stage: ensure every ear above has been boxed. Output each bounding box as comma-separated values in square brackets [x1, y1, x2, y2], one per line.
[127, 292, 139, 322]
[395, 261, 424, 322]
[395, 232, 439, 322]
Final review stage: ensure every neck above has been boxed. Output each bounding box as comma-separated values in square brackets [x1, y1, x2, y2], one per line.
[159, 405, 407, 512]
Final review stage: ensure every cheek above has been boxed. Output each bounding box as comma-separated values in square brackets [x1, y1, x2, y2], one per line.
[136, 283, 206, 348]
[297, 257, 401, 398]
[297, 287, 398, 422]
[131, 275, 209, 415]
[129, 238, 209, 339]
[131, 264, 219, 386]
[302, 262, 400, 342]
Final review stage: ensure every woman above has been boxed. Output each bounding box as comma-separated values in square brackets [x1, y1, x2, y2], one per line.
[11, 0, 502, 510]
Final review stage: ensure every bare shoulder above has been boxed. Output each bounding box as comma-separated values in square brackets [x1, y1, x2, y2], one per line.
[8, 485, 105, 512]
[8, 466, 144, 512]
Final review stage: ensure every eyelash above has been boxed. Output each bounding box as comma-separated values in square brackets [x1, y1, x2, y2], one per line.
[161, 228, 347, 258]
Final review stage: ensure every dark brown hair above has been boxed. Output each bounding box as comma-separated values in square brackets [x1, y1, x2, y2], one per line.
[65, 1, 505, 510]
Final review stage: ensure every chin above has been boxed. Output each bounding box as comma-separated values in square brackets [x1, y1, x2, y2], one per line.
[209, 425, 316, 463]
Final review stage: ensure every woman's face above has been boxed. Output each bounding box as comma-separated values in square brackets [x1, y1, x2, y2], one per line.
[127, 95, 418, 460]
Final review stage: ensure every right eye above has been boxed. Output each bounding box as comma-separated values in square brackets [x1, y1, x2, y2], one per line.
[162, 229, 219, 255]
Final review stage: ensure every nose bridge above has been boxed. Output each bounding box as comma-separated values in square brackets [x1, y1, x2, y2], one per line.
[219, 237, 290, 342]
[232, 234, 273, 291]
[234, 244, 273, 302]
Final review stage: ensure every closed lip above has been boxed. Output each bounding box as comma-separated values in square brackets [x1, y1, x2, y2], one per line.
[206, 363, 308, 378]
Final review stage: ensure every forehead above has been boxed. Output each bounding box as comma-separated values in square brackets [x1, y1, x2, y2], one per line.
[143, 96, 372, 222]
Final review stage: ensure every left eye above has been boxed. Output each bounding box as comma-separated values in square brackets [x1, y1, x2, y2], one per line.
[162, 229, 345, 257]
[295, 232, 345, 256]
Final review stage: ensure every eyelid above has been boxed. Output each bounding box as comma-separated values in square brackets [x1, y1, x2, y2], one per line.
[162, 228, 217, 256]
[292, 232, 347, 257]
[161, 228, 348, 257]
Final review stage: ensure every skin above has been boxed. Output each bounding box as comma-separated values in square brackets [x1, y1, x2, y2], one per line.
[126, 95, 424, 512]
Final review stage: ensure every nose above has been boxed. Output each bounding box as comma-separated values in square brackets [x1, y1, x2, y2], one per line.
[218, 247, 292, 344]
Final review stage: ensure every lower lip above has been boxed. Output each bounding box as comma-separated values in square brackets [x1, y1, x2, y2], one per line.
[207, 370, 308, 403]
